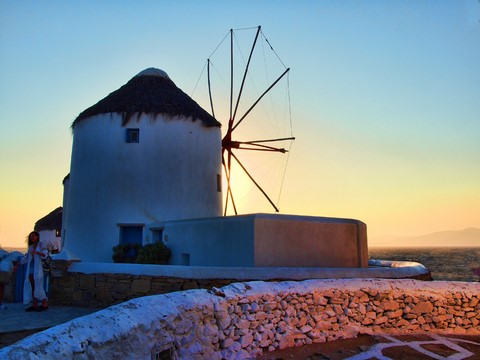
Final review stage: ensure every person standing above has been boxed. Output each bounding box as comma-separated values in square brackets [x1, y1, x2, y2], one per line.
[21, 231, 48, 311]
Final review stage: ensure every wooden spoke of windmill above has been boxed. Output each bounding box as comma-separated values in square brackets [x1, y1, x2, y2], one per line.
[207, 26, 295, 216]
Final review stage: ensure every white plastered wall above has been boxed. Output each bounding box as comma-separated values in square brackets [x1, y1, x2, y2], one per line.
[62, 113, 222, 262]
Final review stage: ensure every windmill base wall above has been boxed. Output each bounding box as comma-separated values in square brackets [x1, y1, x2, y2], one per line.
[154, 213, 368, 268]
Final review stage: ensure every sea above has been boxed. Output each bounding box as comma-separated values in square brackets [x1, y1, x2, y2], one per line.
[369, 247, 480, 282]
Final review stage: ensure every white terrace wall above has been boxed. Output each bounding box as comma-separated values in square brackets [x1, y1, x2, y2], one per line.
[2, 279, 479, 359]
[154, 213, 368, 267]
[2, 260, 432, 306]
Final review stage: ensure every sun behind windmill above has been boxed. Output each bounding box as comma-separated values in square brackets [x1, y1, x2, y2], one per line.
[196, 26, 295, 216]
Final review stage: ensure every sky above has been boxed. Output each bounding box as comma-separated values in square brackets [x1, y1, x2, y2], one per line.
[1, 0, 479, 249]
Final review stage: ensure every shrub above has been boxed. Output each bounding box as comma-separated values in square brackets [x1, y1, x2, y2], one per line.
[112, 244, 141, 263]
[135, 241, 171, 264]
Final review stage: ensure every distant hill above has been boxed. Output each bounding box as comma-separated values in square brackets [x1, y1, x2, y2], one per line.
[371, 227, 480, 248]
[1, 246, 26, 253]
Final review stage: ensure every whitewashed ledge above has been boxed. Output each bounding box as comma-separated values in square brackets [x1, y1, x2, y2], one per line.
[2, 278, 478, 359]
[66, 259, 430, 280]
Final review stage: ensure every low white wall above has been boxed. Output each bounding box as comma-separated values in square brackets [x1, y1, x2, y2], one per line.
[68, 259, 430, 280]
[156, 215, 255, 267]
[2, 279, 479, 359]
[254, 214, 368, 267]
[153, 213, 368, 268]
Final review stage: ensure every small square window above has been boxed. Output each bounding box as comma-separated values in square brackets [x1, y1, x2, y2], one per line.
[126, 128, 139, 143]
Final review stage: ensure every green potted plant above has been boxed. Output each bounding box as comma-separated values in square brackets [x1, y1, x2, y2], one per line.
[112, 244, 142, 263]
[135, 242, 171, 264]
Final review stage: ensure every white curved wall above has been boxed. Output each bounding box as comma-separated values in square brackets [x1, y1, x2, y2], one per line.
[1, 279, 479, 359]
[61, 176, 69, 251]
[63, 113, 222, 262]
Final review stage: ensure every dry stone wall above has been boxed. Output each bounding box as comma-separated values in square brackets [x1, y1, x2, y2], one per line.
[46, 260, 431, 308]
[1, 279, 479, 359]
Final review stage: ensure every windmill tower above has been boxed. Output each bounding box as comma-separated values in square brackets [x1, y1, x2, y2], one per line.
[62, 68, 222, 262]
[60, 30, 368, 269]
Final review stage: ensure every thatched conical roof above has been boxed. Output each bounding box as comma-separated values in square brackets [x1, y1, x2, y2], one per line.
[72, 68, 221, 128]
[34, 207, 62, 231]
